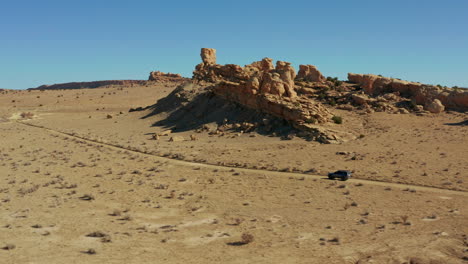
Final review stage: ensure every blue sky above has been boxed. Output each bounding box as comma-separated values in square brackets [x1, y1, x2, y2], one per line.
[1, 0, 467, 89]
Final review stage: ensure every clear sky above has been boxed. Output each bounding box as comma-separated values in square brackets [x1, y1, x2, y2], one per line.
[1, 0, 467, 89]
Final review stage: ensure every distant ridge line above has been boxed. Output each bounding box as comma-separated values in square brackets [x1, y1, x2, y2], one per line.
[28, 80, 147, 90]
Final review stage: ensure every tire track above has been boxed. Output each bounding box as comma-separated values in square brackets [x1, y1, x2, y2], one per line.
[16, 121, 468, 197]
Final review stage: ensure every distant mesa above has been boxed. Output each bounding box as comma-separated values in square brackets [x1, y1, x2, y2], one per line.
[28, 72, 189, 90]
[28, 80, 147, 90]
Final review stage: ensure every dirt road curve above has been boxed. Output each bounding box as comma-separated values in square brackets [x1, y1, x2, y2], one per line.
[16, 121, 468, 197]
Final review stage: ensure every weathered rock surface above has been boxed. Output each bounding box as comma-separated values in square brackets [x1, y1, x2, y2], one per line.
[425, 99, 445, 113]
[297, 65, 326, 82]
[148, 71, 182, 81]
[348, 73, 468, 111]
[193, 48, 302, 98]
[201, 48, 217, 64]
[190, 48, 356, 143]
[351, 94, 371, 105]
[214, 81, 332, 124]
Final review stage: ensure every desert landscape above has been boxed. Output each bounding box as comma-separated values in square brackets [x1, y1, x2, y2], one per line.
[0, 48, 467, 263]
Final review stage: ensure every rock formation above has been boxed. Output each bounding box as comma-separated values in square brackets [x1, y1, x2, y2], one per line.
[148, 71, 182, 81]
[192, 49, 333, 121]
[297, 65, 326, 82]
[194, 49, 302, 98]
[348, 73, 468, 111]
[191, 48, 355, 143]
[201, 48, 217, 64]
[425, 99, 445, 113]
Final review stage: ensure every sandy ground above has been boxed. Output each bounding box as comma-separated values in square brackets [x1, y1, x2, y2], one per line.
[0, 84, 467, 263]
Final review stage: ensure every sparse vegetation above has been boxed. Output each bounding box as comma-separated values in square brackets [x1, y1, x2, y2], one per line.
[241, 233, 254, 244]
[332, 115, 343, 124]
[83, 248, 96, 255]
[20, 112, 34, 119]
[227, 233, 254, 246]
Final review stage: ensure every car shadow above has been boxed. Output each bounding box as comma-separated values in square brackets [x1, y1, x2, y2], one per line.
[444, 120, 468, 126]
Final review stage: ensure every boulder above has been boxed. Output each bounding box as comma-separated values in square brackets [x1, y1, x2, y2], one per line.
[425, 99, 445, 113]
[382, 93, 399, 101]
[351, 94, 370, 105]
[169, 136, 185, 142]
[414, 104, 424, 112]
[297, 65, 325, 82]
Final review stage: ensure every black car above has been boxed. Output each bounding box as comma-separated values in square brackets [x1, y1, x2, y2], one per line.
[328, 170, 352, 181]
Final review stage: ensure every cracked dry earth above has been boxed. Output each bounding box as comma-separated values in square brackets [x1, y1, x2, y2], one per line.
[0, 85, 467, 263]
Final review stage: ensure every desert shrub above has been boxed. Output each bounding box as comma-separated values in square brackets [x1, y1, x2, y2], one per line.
[332, 115, 343, 124]
[241, 233, 254, 244]
[305, 118, 316, 124]
[317, 92, 327, 100]
[326, 77, 342, 87]
[20, 112, 34, 119]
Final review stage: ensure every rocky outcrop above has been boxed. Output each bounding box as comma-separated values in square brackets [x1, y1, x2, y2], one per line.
[193, 49, 333, 124]
[191, 48, 355, 143]
[297, 65, 325, 82]
[194, 54, 299, 98]
[348, 73, 468, 111]
[214, 81, 332, 124]
[29, 80, 147, 90]
[148, 71, 182, 81]
[425, 99, 445, 113]
[214, 83, 353, 143]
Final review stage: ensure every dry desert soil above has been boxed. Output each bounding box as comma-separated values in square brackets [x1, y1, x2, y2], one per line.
[0, 82, 467, 263]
